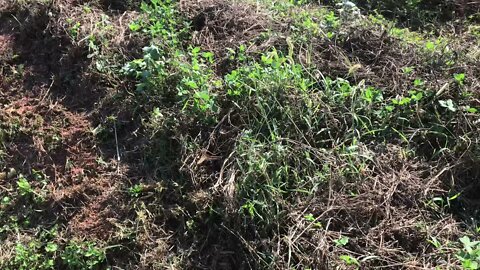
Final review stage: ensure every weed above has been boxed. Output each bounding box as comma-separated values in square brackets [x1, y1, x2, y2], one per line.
[334, 236, 350, 247]
[122, 44, 167, 92]
[289, 10, 322, 42]
[339, 254, 360, 268]
[176, 47, 220, 116]
[66, 19, 81, 40]
[288, 8, 339, 41]
[128, 184, 143, 197]
[402, 66, 414, 74]
[16, 175, 33, 197]
[457, 236, 480, 269]
[5, 237, 105, 270]
[465, 106, 478, 113]
[11, 241, 56, 270]
[428, 236, 442, 249]
[129, 0, 187, 47]
[304, 213, 322, 228]
[61, 241, 106, 269]
[454, 73, 466, 86]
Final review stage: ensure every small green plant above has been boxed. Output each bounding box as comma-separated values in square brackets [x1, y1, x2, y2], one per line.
[391, 90, 424, 107]
[304, 213, 322, 228]
[428, 236, 442, 249]
[290, 10, 322, 41]
[61, 241, 105, 269]
[122, 45, 166, 92]
[456, 236, 480, 269]
[427, 192, 460, 211]
[226, 44, 247, 62]
[17, 175, 33, 197]
[128, 184, 144, 197]
[177, 47, 220, 115]
[402, 66, 414, 74]
[465, 106, 477, 113]
[15, 171, 49, 202]
[124, 1, 219, 122]
[334, 236, 350, 247]
[2, 196, 11, 206]
[11, 241, 56, 270]
[225, 49, 312, 99]
[425, 41, 435, 52]
[454, 73, 466, 86]
[324, 10, 340, 29]
[413, 78, 424, 87]
[362, 86, 383, 104]
[45, 242, 58, 253]
[129, 0, 187, 47]
[5, 227, 58, 269]
[339, 254, 360, 268]
[64, 17, 83, 42]
[241, 200, 259, 218]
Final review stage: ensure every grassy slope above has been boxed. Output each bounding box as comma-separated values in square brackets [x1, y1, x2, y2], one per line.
[1, 0, 480, 269]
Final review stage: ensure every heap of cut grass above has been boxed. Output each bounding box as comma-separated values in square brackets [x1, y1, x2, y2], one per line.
[1, 0, 480, 269]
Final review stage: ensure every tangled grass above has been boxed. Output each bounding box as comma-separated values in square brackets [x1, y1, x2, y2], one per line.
[1, 0, 480, 269]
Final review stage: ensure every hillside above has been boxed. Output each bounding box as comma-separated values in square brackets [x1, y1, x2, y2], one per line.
[1, 0, 480, 269]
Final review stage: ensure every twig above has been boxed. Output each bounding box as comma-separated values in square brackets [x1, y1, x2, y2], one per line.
[114, 120, 121, 173]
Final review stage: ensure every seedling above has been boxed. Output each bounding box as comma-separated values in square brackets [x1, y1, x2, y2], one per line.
[334, 236, 350, 247]
[339, 254, 360, 267]
[454, 73, 466, 86]
[456, 236, 480, 269]
[17, 175, 33, 197]
[304, 213, 322, 228]
[128, 184, 144, 197]
[402, 66, 414, 74]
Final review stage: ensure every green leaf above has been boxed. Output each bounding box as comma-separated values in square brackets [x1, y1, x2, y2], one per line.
[191, 47, 201, 54]
[195, 91, 211, 101]
[463, 260, 479, 270]
[428, 236, 441, 249]
[460, 236, 476, 248]
[339, 255, 360, 266]
[304, 213, 315, 222]
[334, 236, 350, 247]
[413, 78, 424, 87]
[185, 80, 198, 89]
[449, 192, 461, 201]
[17, 176, 32, 195]
[45, 242, 58, 253]
[2, 196, 11, 204]
[425, 41, 435, 51]
[143, 45, 161, 60]
[402, 66, 414, 74]
[129, 22, 141, 31]
[202, 52, 214, 62]
[467, 107, 477, 113]
[454, 73, 465, 85]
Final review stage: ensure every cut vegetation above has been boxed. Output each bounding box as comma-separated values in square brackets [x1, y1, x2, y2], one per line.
[1, 0, 480, 269]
